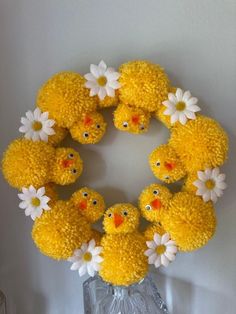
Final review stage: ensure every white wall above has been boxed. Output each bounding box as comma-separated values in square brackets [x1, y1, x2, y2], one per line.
[0, 1, 235, 313]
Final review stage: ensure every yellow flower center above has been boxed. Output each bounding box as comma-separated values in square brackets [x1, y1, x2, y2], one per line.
[32, 121, 42, 131]
[176, 101, 186, 111]
[83, 252, 92, 262]
[97, 76, 107, 87]
[31, 197, 41, 207]
[205, 179, 215, 190]
[156, 244, 166, 255]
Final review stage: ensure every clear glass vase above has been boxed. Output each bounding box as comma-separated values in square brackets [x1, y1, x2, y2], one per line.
[83, 275, 169, 314]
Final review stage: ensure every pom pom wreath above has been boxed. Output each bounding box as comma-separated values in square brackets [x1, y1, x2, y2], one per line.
[32, 201, 92, 260]
[2, 139, 83, 189]
[169, 115, 229, 172]
[70, 187, 106, 223]
[144, 223, 166, 241]
[149, 144, 186, 183]
[99, 232, 148, 286]
[37, 72, 97, 129]
[161, 192, 216, 251]
[103, 203, 140, 234]
[119, 60, 170, 112]
[69, 112, 107, 144]
[113, 103, 150, 134]
[47, 125, 68, 146]
[139, 183, 172, 223]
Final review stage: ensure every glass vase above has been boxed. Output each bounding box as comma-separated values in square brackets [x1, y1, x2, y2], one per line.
[83, 275, 169, 314]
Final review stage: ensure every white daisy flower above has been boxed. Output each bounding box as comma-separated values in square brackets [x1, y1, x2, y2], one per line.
[193, 168, 227, 203]
[18, 185, 51, 220]
[68, 239, 103, 277]
[84, 60, 121, 100]
[19, 108, 55, 142]
[144, 233, 177, 268]
[163, 88, 201, 125]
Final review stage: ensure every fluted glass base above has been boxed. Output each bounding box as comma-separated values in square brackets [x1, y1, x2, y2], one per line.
[83, 275, 169, 314]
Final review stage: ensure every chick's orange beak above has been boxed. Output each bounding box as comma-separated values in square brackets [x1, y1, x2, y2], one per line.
[84, 116, 93, 126]
[131, 115, 140, 125]
[78, 200, 87, 210]
[114, 213, 124, 228]
[62, 159, 74, 168]
[151, 198, 162, 210]
[164, 162, 176, 171]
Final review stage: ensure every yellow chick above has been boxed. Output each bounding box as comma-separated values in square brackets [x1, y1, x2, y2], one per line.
[113, 60, 170, 134]
[149, 115, 229, 183]
[47, 124, 68, 146]
[99, 203, 148, 286]
[37, 72, 106, 144]
[69, 187, 106, 223]
[161, 192, 216, 251]
[2, 138, 83, 189]
[113, 103, 150, 134]
[32, 200, 92, 260]
[70, 112, 107, 144]
[139, 183, 172, 223]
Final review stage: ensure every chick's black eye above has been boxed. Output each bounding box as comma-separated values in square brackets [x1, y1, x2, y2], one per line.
[93, 200, 97, 205]
[123, 122, 128, 128]
[108, 213, 112, 218]
[83, 132, 89, 138]
[164, 176, 170, 180]
[156, 162, 161, 166]
[96, 124, 100, 129]
[145, 205, 151, 211]
[71, 169, 77, 174]
[139, 125, 145, 130]
[82, 192, 88, 197]
[123, 211, 128, 216]
[68, 153, 74, 159]
[153, 190, 159, 195]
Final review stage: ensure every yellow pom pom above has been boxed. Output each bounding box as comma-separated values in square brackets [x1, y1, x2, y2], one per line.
[47, 124, 68, 146]
[98, 90, 119, 108]
[149, 144, 186, 183]
[37, 72, 97, 128]
[44, 183, 58, 206]
[99, 232, 148, 286]
[103, 203, 140, 234]
[113, 103, 150, 134]
[119, 60, 170, 112]
[162, 192, 216, 251]
[70, 112, 107, 144]
[50, 147, 83, 185]
[32, 201, 92, 260]
[169, 115, 229, 172]
[70, 187, 106, 223]
[90, 228, 103, 246]
[144, 223, 166, 240]
[182, 172, 199, 194]
[2, 138, 54, 189]
[139, 183, 172, 223]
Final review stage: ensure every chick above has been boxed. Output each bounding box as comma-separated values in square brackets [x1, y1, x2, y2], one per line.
[149, 115, 228, 183]
[161, 192, 216, 251]
[99, 203, 148, 286]
[47, 124, 68, 146]
[32, 200, 92, 260]
[113, 60, 170, 134]
[139, 183, 172, 223]
[149, 144, 186, 183]
[2, 138, 83, 189]
[70, 187, 106, 223]
[113, 103, 150, 134]
[70, 112, 107, 144]
[37, 72, 106, 144]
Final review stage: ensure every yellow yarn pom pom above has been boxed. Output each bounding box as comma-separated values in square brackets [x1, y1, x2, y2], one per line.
[70, 112, 107, 144]
[144, 223, 166, 240]
[37, 72, 97, 129]
[182, 172, 199, 194]
[32, 201, 92, 260]
[98, 90, 119, 108]
[99, 232, 148, 286]
[2, 138, 54, 189]
[70, 187, 106, 223]
[103, 203, 140, 234]
[44, 183, 58, 206]
[47, 125, 68, 146]
[114, 103, 150, 134]
[149, 144, 186, 183]
[169, 115, 229, 172]
[139, 183, 172, 222]
[90, 228, 103, 246]
[162, 192, 216, 251]
[119, 60, 170, 112]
